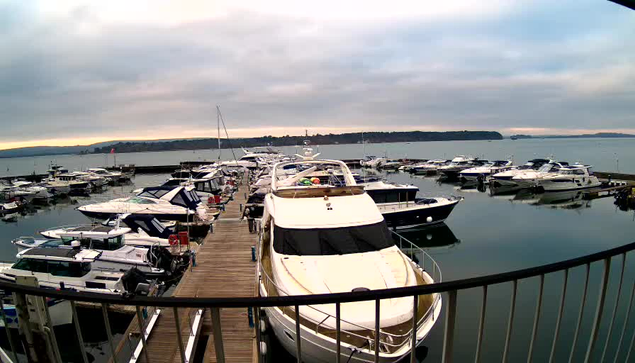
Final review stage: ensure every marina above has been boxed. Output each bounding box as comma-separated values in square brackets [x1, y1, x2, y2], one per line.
[0, 142, 633, 362]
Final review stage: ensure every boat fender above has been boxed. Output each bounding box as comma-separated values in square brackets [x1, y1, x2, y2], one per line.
[426, 216, 433, 223]
[259, 342, 267, 356]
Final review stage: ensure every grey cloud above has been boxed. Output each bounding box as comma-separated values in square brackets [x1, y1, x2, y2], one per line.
[0, 0, 634, 144]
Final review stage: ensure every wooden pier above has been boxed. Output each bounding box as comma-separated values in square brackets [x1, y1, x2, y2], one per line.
[119, 182, 258, 363]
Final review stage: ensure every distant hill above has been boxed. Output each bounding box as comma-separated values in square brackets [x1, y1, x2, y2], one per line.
[540, 132, 635, 139]
[91, 131, 504, 154]
[0, 137, 211, 159]
[0, 145, 92, 159]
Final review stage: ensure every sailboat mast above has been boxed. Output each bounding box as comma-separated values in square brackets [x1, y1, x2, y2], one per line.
[216, 105, 221, 160]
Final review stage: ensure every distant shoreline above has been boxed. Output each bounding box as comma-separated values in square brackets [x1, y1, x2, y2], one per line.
[1, 131, 634, 159]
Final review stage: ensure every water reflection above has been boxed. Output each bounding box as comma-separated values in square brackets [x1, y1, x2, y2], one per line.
[396, 223, 460, 250]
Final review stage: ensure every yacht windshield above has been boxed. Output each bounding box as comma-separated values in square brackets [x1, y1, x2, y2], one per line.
[127, 197, 157, 204]
[538, 164, 554, 172]
[273, 221, 394, 256]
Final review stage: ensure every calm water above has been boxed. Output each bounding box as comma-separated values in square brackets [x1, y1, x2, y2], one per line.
[0, 169, 634, 362]
[2, 137, 635, 177]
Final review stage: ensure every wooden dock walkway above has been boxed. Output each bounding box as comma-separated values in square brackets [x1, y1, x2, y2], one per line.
[133, 183, 258, 363]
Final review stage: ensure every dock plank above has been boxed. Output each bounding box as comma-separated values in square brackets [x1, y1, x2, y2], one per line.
[138, 182, 257, 363]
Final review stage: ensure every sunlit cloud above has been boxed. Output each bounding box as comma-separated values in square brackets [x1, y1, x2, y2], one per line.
[0, 0, 633, 150]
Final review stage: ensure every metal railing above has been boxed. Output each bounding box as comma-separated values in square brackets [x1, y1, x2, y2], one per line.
[0, 240, 635, 363]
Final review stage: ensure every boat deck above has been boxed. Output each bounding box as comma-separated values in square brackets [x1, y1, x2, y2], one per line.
[120, 181, 258, 363]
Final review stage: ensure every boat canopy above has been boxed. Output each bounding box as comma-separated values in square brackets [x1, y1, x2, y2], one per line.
[122, 214, 172, 238]
[138, 186, 201, 210]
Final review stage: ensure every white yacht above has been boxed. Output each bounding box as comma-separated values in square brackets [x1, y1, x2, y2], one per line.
[489, 159, 551, 187]
[54, 172, 91, 195]
[511, 161, 570, 189]
[87, 168, 131, 183]
[408, 159, 449, 176]
[362, 180, 460, 229]
[12, 232, 168, 277]
[41, 179, 72, 197]
[0, 201, 22, 214]
[12, 181, 51, 203]
[77, 185, 205, 222]
[221, 147, 281, 169]
[360, 156, 387, 169]
[437, 156, 482, 179]
[459, 160, 513, 182]
[0, 248, 129, 295]
[536, 165, 601, 192]
[259, 160, 442, 363]
[39, 214, 174, 248]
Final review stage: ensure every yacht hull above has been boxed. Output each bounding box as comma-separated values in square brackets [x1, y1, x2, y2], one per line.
[538, 178, 601, 192]
[78, 209, 194, 222]
[261, 288, 441, 363]
[380, 200, 459, 230]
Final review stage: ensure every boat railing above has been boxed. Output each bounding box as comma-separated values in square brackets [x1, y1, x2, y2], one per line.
[258, 246, 440, 352]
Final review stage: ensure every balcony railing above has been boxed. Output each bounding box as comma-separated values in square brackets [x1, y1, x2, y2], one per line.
[0, 238, 634, 363]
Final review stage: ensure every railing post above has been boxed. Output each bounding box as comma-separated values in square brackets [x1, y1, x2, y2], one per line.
[614, 282, 635, 363]
[584, 258, 612, 363]
[375, 299, 381, 363]
[568, 263, 591, 363]
[410, 294, 419, 363]
[527, 275, 545, 363]
[294, 305, 302, 363]
[502, 280, 518, 363]
[70, 301, 89, 363]
[474, 286, 487, 363]
[548, 269, 569, 363]
[102, 303, 118, 363]
[173, 307, 186, 363]
[336, 302, 341, 363]
[135, 306, 151, 363]
[600, 253, 627, 362]
[442, 290, 457, 363]
[210, 307, 225, 363]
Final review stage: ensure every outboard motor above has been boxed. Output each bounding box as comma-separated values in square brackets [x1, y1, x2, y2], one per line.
[121, 268, 150, 295]
[147, 246, 175, 273]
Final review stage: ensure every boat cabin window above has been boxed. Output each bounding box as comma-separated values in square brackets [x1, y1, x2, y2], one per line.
[82, 236, 123, 250]
[12, 259, 47, 273]
[48, 261, 91, 277]
[273, 221, 394, 256]
[195, 181, 213, 193]
[128, 197, 157, 204]
[138, 189, 171, 199]
[13, 258, 92, 277]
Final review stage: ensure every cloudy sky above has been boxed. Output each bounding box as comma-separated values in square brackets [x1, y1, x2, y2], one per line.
[0, 0, 633, 149]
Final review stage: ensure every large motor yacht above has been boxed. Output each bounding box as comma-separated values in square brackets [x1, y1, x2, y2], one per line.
[536, 165, 601, 192]
[77, 185, 205, 222]
[258, 159, 442, 363]
[0, 248, 136, 295]
[489, 158, 551, 187]
[459, 160, 513, 182]
[408, 159, 449, 176]
[510, 161, 570, 189]
[437, 156, 482, 179]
